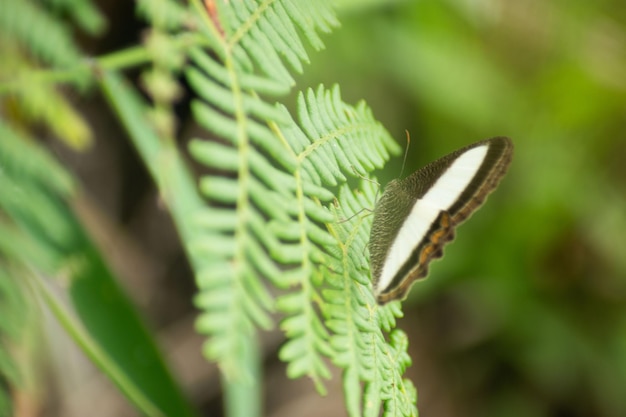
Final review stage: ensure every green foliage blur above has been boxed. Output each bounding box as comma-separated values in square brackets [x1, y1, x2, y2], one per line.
[2, 0, 625, 415]
[299, 1, 626, 416]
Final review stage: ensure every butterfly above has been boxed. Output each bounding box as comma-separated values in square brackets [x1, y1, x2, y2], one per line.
[369, 137, 514, 304]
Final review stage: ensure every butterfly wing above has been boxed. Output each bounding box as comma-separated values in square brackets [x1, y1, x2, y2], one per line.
[370, 137, 513, 304]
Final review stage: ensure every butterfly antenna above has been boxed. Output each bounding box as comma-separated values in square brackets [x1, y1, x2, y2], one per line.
[399, 129, 411, 178]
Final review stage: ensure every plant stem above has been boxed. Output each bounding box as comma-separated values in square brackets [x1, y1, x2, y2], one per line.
[223, 335, 262, 417]
[32, 274, 166, 417]
[0, 33, 206, 95]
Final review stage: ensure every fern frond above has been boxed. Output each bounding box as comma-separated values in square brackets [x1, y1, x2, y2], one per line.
[0, 0, 104, 150]
[292, 85, 399, 183]
[0, 122, 79, 269]
[0, 0, 83, 67]
[324, 179, 416, 417]
[288, 86, 417, 415]
[215, 0, 338, 85]
[186, 0, 338, 381]
[42, 0, 106, 35]
[187, 1, 417, 414]
[5, 73, 94, 150]
[377, 330, 417, 417]
[188, 50, 298, 377]
[0, 123, 76, 416]
[0, 122, 74, 196]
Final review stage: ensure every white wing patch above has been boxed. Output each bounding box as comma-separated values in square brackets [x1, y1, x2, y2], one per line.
[423, 145, 488, 210]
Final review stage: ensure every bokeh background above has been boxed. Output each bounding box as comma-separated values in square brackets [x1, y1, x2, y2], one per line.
[8, 0, 626, 416]
[310, 1, 626, 416]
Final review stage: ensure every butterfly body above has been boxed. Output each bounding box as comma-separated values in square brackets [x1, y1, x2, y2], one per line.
[370, 137, 514, 304]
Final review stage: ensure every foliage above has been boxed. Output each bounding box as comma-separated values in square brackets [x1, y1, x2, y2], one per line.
[0, 117, 196, 417]
[0, 0, 105, 150]
[8, 0, 626, 416]
[0, 0, 423, 416]
[175, 0, 417, 413]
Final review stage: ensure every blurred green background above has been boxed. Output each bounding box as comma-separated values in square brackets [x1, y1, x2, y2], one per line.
[296, 0, 626, 416]
[4, 0, 626, 416]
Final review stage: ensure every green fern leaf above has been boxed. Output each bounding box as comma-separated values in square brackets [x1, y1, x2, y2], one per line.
[0, 0, 83, 67]
[215, 0, 338, 85]
[0, 122, 74, 196]
[187, 1, 417, 414]
[0, 0, 106, 150]
[43, 0, 106, 35]
[326, 181, 418, 417]
[186, 0, 338, 382]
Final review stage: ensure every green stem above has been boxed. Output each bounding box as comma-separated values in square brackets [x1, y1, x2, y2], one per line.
[32, 274, 166, 417]
[222, 335, 262, 417]
[97, 70, 204, 243]
[0, 32, 206, 95]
